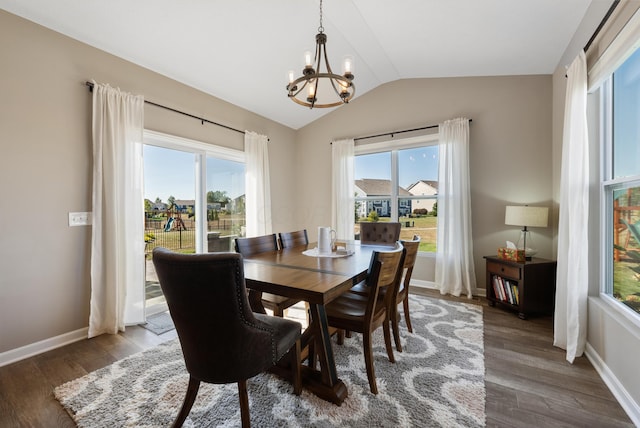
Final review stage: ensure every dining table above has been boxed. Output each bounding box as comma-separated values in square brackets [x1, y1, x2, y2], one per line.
[242, 240, 387, 405]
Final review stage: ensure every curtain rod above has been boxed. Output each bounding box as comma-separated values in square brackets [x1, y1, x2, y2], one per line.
[584, 0, 620, 52]
[85, 81, 246, 137]
[353, 119, 472, 142]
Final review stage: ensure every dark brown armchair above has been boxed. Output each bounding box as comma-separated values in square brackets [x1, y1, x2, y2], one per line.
[359, 222, 401, 245]
[152, 248, 302, 428]
[234, 234, 301, 316]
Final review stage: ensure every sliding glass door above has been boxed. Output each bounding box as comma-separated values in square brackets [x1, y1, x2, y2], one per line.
[142, 131, 245, 316]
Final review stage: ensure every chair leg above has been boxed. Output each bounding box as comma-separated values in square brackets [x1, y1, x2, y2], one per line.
[172, 375, 200, 428]
[238, 380, 251, 428]
[403, 294, 413, 333]
[382, 318, 395, 364]
[363, 330, 378, 394]
[337, 329, 345, 345]
[291, 339, 302, 395]
[391, 308, 403, 353]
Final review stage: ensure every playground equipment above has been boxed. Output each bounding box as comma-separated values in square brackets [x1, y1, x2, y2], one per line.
[164, 212, 187, 232]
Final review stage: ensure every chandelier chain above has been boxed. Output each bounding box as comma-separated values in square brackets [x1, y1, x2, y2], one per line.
[318, 0, 324, 33]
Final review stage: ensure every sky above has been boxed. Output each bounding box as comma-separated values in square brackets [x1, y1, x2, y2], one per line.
[614, 46, 640, 179]
[143, 145, 244, 203]
[354, 145, 439, 189]
[144, 144, 438, 202]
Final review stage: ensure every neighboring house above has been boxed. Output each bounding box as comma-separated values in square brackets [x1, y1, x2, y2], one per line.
[355, 179, 412, 218]
[174, 199, 195, 213]
[150, 202, 168, 212]
[406, 180, 438, 213]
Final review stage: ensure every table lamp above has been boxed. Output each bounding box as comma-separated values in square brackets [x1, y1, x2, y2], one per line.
[504, 205, 549, 260]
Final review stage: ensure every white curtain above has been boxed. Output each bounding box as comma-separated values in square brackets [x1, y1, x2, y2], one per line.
[89, 82, 145, 338]
[435, 117, 476, 298]
[331, 138, 355, 240]
[554, 51, 589, 363]
[245, 131, 272, 237]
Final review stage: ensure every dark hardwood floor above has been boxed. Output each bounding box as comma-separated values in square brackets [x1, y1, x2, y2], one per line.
[0, 289, 634, 427]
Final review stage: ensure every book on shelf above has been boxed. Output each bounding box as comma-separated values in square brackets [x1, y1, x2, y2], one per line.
[491, 274, 519, 305]
[509, 281, 519, 305]
[492, 275, 504, 301]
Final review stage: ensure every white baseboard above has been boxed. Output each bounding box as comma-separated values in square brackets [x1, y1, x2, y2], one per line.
[410, 279, 486, 298]
[585, 342, 640, 426]
[0, 327, 88, 368]
[410, 279, 438, 289]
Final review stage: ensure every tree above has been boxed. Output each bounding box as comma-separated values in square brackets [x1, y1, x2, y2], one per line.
[168, 196, 176, 210]
[354, 196, 361, 223]
[367, 210, 379, 222]
[431, 201, 438, 217]
[207, 190, 231, 205]
[155, 197, 162, 203]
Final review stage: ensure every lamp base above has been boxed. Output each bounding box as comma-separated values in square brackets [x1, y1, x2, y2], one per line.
[517, 229, 537, 261]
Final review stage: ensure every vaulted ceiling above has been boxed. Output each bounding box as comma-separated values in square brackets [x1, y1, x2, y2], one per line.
[1, 0, 611, 129]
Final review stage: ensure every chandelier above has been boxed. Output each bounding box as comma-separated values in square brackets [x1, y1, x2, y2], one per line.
[286, 0, 355, 108]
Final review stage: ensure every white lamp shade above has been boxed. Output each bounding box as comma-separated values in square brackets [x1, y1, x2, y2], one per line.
[505, 206, 549, 228]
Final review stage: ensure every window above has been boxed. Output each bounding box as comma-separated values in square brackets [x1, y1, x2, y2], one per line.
[354, 135, 439, 252]
[603, 47, 640, 317]
[143, 131, 245, 257]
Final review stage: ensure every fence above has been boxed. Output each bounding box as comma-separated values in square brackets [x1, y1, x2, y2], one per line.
[144, 212, 245, 257]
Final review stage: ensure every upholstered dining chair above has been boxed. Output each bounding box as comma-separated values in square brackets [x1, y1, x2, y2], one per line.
[324, 244, 405, 394]
[234, 234, 301, 317]
[152, 248, 302, 428]
[359, 222, 401, 246]
[278, 229, 309, 249]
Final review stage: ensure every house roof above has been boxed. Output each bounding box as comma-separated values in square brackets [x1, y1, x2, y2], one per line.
[355, 179, 411, 196]
[407, 180, 439, 193]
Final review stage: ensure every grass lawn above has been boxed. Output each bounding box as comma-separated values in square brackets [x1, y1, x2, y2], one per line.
[357, 216, 437, 252]
[145, 215, 439, 256]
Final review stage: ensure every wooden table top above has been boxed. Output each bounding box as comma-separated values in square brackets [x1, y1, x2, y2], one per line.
[243, 241, 391, 305]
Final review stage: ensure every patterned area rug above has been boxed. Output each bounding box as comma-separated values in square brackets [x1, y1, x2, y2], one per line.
[55, 295, 485, 427]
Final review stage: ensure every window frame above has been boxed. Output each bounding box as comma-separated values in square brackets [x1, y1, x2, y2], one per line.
[143, 130, 245, 254]
[600, 71, 640, 330]
[354, 133, 439, 253]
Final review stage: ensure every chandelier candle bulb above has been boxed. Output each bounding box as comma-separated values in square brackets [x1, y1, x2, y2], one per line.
[343, 55, 354, 75]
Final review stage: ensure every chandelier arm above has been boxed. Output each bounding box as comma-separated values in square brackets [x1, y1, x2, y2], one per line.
[288, 78, 309, 99]
[320, 40, 335, 76]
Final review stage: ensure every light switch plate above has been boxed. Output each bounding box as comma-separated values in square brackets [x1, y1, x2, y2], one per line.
[69, 212, 92, 226]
